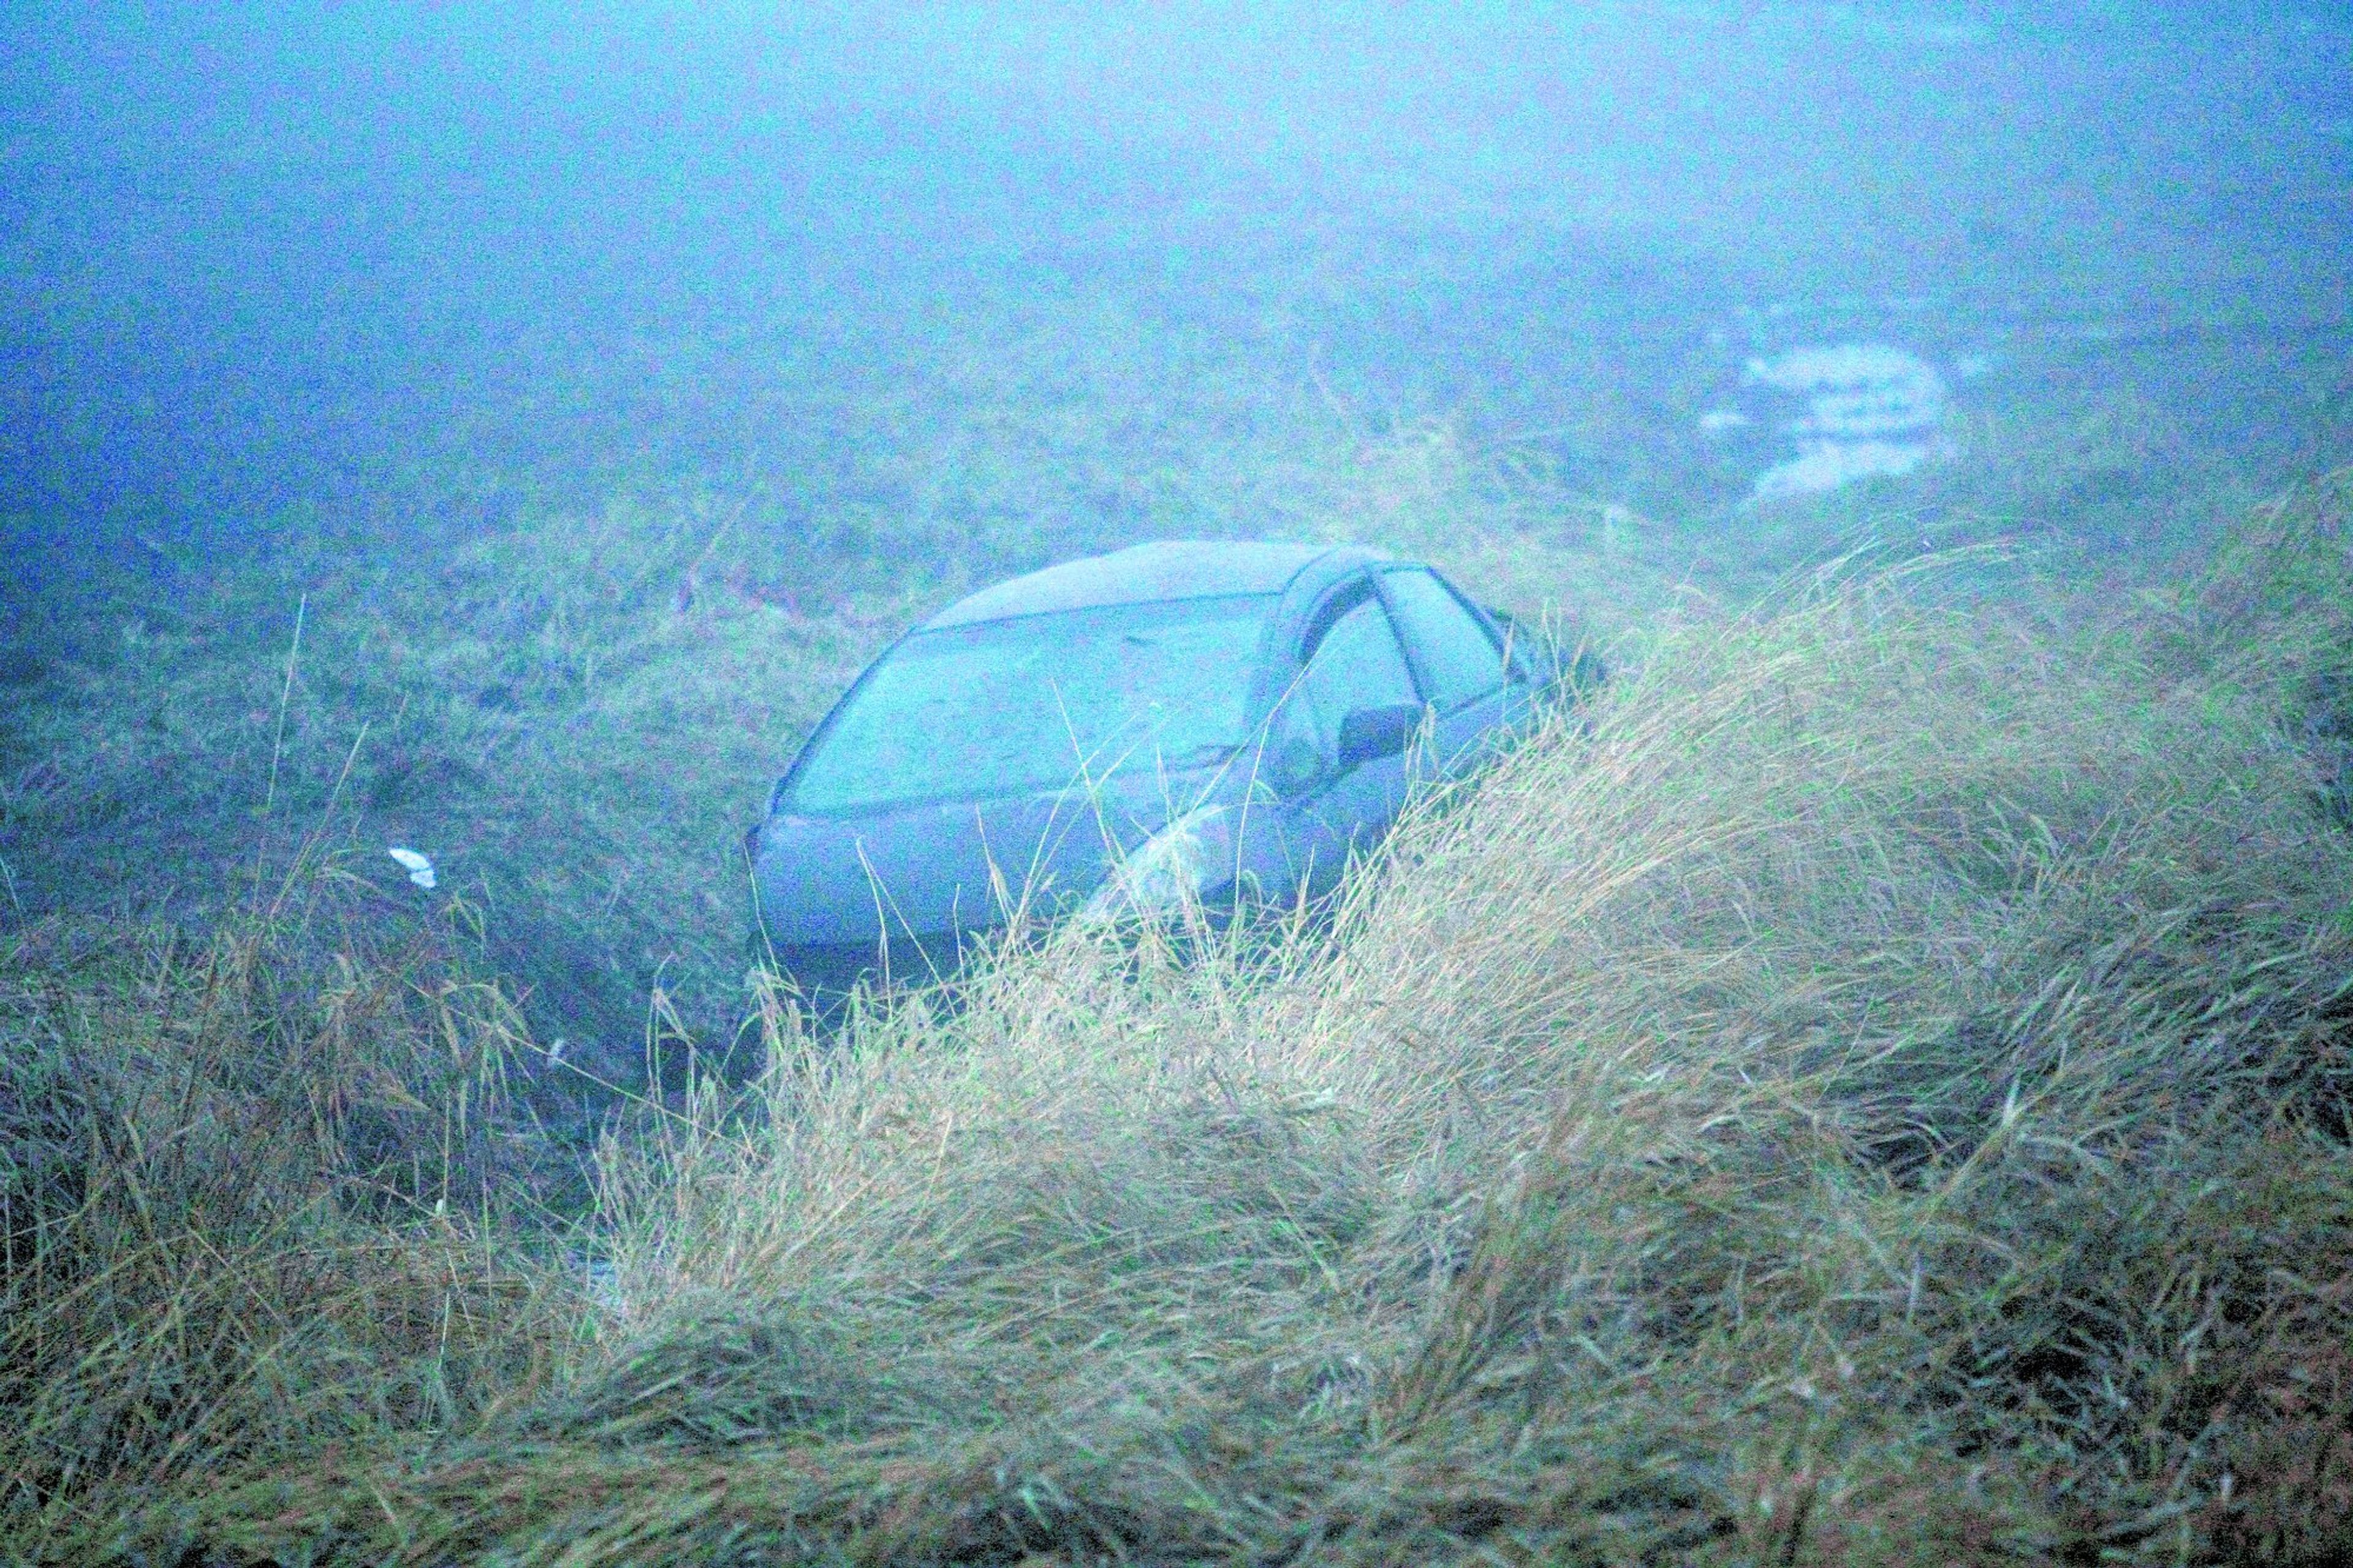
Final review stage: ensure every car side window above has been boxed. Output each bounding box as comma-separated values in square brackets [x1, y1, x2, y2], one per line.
[1281, 588, 1417, 763]
[1379, 569, 1507, 711]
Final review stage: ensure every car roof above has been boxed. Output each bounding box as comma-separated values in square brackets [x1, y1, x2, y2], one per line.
[921, 540, 1388, 630]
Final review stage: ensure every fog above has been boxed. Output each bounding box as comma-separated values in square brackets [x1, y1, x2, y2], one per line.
[4, 2, 2351, 1018]
[8, 1, 2347, 537]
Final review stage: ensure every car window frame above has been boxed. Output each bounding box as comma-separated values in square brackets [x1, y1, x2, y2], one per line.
[1371, 566, 1512, 714]
[1268, 573, 1422, 763]
[1297, 575, 1374, 664]
[1293, 574, 1420, 694]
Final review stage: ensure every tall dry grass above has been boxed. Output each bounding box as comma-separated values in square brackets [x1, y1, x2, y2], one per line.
[0, 847, 580, 1557]
[12, 479, 2353, 1564]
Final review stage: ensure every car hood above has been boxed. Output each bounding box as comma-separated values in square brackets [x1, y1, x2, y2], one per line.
[751, 770, 1232, 950]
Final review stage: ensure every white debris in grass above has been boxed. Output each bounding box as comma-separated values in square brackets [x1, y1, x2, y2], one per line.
[386, 846, 437, 889]
[570, 1251, 629, 1318]
[1745, 343, 1949, 501]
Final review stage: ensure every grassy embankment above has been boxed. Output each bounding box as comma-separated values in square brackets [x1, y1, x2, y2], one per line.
[6, 259, 2307, 1066]
[0, 389, 1684, 1073]
[4, 466, 2351, 1562]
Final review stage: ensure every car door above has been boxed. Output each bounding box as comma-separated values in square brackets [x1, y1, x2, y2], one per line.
[1374, 567, 1521, 773]
[1268, 576, 1423, 900]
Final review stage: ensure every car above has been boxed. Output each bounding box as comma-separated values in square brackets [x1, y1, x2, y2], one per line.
[746, 539, 1596, 1001]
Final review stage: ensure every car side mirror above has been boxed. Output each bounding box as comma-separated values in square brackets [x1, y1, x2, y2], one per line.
[1336, 703, 1424, 770]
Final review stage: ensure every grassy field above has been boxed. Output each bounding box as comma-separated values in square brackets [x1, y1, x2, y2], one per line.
[0, 272, 1718, 1069]
[4, 458, 2352, 1558]
[5, 292, 2321, 1063]
[4, 267, 2353, 1559]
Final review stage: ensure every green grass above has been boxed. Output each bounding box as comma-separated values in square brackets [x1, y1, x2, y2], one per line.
[4, 466, 2351, 1562]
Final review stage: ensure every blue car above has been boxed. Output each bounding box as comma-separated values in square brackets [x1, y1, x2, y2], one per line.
[748, 540, 1591, 999]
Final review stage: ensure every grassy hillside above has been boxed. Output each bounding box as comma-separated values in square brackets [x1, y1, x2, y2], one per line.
[0, 421, 1682, 1074]
[2, 362, 2305, 1069]
[3, 472, 2349, 1562]
[12, 257, 2339, 1068]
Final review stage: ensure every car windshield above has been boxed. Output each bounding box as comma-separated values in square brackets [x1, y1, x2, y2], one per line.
[785, 593, 1280, 814]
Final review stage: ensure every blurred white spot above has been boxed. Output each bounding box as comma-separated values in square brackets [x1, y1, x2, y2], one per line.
[1698, 409, 1752, 434]
[1751, 440, 1933, 502]
[1952, 352, 1994, 380]
[585, 1256, 627, 1316]
[1746, 343, 1948, 501]
[1747, 343, 1946, 430]
[386, 846, 437, 889]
